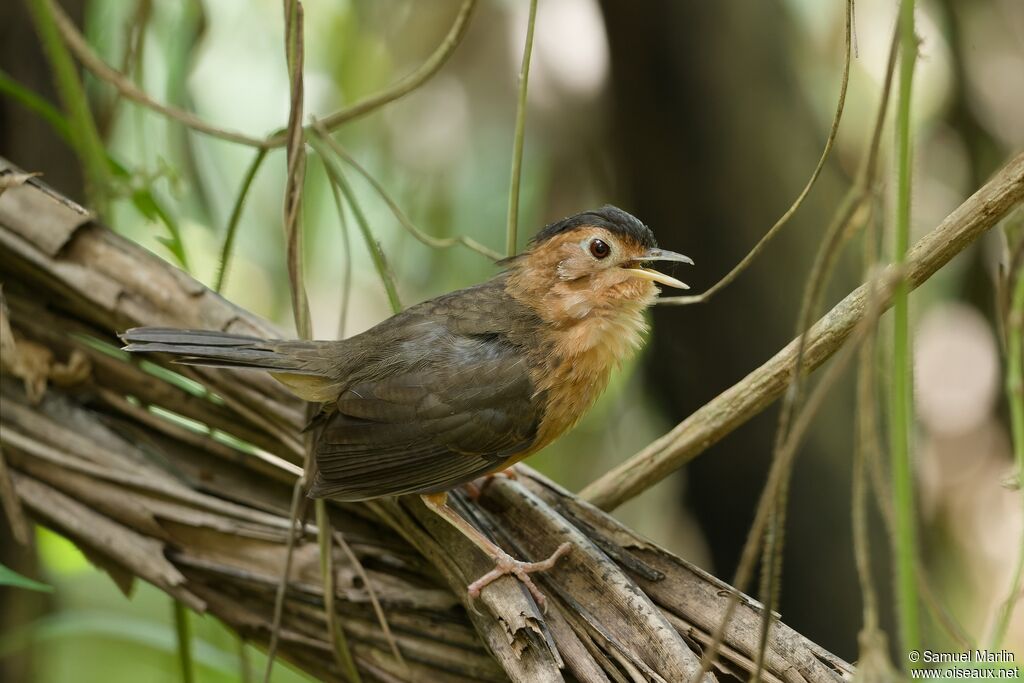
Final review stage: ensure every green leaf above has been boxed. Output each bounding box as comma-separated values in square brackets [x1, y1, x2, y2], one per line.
[0, 70, 189, 271]
[0, 610, 238, 677]
[0, 563, 54, 593]
[131, 181, 189, 270]
[24, 0, 111, 216]
[0, 68, 73, 143]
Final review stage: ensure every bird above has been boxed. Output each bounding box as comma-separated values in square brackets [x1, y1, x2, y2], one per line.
[120, 205, 692, 608]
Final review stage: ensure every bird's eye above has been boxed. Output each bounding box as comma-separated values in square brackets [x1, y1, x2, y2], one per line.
[589, 239, 610, 259]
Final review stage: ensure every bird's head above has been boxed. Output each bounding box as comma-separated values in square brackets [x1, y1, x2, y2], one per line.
[506, 206, 692, 320]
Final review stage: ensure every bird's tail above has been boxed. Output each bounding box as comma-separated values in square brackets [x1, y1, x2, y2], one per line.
[120, 327, 341, 401]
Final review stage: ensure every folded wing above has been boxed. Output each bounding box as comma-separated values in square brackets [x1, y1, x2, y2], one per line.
[309, 332, 543, 500]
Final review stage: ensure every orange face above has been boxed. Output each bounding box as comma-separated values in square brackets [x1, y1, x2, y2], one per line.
[504, 223, 693, 452]
[513, 226, 692, 320]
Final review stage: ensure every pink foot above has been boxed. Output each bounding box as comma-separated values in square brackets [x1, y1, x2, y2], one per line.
[467, 542, 572, 611]
[463, 467, 521, 501]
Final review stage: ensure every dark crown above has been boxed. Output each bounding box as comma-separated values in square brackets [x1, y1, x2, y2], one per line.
[531, 205, 657, 249]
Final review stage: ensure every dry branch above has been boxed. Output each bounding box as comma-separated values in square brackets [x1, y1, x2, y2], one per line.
[0, 156, 854, 681]
[583, 151, 1024, 511]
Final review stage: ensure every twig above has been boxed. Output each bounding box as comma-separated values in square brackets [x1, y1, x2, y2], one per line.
[44, 0, 266, 148]
[97, 0, 152, 140]
[321, 157, 399, 671]
[120, 1, 151, 86]
[26, 0, 110, 215]
[505, 0, 539, 257]
[311, 128, 403, 313]
[695, 269, 902, 682]
[581, 151, 1024, 511]
[859, 338, 974, 649]
[678, 27, 896, 667]
[855, 213, 885, 639]
[0, 68, 72, 140]
[592, 17, 897, 518]
[846, 29, 904, 658]
[262, 478, 306, 683]
[851, 211, 970, 663]
[173, 599, 196, 683]
[215, 149, 268, 293]
[849, 279, 905, 677]
[264, 0, 478, 146]
[660, 0, 853, 307]
[333, 529, 407, 669]
[753, 7, 857, 673]
[989, 248, 1024, 649]
[316, 501, 361, 681]
[891, 0, 921, 659]
[46, 0, 477, 149]
[0, 71, 190, 269]
[264, 4, 319, 682]
[0, 444, 30, 545]
[753, 191, 867, 679]
[325, 173, 353, 339]
[281, 0, 310, 340]
[325, 140, 502, 261]
[854, 317, 887, 636]
[0, 155, 880, 681]
[478, 478, 709, 681]
[237, 636, 253, 683]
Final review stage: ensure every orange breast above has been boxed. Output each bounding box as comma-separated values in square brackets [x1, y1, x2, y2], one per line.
[500, 250, 658, 466]
[519, 295, 653, 460]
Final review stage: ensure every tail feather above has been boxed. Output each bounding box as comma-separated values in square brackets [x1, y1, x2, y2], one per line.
[121, 327, 267, 346]
[122, 327, 345, 402]
[120, 327, 318, 375]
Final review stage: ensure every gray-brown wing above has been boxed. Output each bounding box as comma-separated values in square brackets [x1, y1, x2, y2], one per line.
[307, 332, 543, 501]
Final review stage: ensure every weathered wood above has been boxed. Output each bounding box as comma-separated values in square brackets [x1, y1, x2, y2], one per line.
[0, 158, 854, 681]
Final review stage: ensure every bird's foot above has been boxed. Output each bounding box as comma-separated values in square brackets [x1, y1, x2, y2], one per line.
[467, 542, 572, 611]
[463, 467, 521, 501]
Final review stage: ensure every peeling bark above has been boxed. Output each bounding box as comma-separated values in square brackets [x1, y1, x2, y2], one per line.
[0, 157, 855, 681]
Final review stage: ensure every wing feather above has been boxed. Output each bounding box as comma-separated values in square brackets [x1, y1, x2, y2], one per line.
[308, 327, 543, 501]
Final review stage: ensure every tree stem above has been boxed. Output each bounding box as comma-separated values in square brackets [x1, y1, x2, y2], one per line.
[891, 0, 921, 662]
[505, 0, 538, 257]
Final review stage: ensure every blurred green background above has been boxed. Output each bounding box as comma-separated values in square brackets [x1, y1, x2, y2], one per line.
[2, 0, 1023, 680]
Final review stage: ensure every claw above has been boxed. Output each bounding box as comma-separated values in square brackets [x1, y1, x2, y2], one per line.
[467, 542, 572, 612]
[464, 467, 521, 501]
[419, 492, 569, 613]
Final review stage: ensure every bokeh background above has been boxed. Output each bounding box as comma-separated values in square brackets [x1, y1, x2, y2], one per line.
[2, 0, 1023, 680]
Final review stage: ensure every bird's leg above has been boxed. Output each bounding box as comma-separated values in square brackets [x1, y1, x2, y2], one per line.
[420, 492, 571, 610]
[462, 465, 520, 501]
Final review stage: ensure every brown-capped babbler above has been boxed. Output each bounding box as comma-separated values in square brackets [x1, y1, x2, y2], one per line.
[122, 205, 693, 607]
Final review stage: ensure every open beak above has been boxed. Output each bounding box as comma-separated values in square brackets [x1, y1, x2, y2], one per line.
[623, 248, 694, 290]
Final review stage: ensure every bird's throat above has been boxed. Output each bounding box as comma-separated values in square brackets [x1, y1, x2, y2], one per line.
[505, 272, 654, 452]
